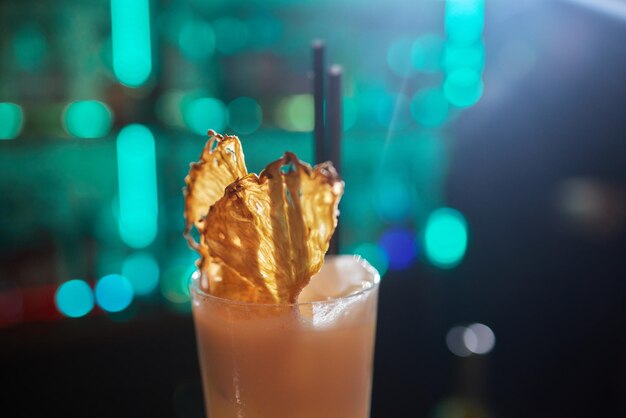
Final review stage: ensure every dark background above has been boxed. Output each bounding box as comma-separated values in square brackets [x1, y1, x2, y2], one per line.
[1, 0, 625, 417]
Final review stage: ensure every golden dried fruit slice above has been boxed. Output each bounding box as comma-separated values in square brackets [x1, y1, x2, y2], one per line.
[203, 153, 344, 303]
[184, 130, 248, 248]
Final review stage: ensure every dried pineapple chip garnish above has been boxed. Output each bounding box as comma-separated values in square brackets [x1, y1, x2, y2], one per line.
[184, 132, 343, 304]
[184, 130, 248, 248]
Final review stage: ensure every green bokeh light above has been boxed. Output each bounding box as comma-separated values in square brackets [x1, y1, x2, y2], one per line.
[352, 243, 389, 278]
[184, 97, 227, 135]
[111, 0, 152, 87]
[424, 207, 468, 268]
[411, 34, 444, 73]
[228, 97, 262, 135]
[444, 69, 483, 107]
[178, 20, 215, 60]
[275, 94, 313, 132]
[0, 103, 24, 140]
[64, 101, 112, 139]
[213, 17, 248, 55]
[410, 88, 449, 127]
[12, 23, 47, 72]
[117, 124, 158, 249]
[443, 41, 485, 74]
[387, 37, 414, 77]
[445, 0, 485, 46]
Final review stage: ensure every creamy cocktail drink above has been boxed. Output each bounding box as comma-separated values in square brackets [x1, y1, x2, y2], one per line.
[184, 131, 379, 418]
[191, 255, 379, 418]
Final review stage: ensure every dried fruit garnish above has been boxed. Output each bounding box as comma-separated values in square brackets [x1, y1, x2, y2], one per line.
[184, 131, 343, 303]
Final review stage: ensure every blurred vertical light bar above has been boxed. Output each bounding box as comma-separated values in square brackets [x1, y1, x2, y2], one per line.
[445, 0, 484, 45]
[117, 124, 158, 248]
[111, 0, 152, 87]
[444, 0, 485, 107]
[0, 103, 24, 140]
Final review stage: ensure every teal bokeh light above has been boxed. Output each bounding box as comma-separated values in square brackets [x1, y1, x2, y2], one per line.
[117, 124, 159, 248]
[184, 97, 227, 135]
[64, 101, 112, 138]
[55, 280, 94, 318]
[122, 252, 160, 296]
[111, 0, 152, 87]
[410, 88, 449, 127]
[0, 103, 24, 140]
[213, 17, 248, 55]
[95, 274, 134, 313]
[444, 69, 483, 107]
[178, 20, 215, 60]
[353, 243, 389, 278]
[343, 98, 358, 131]
[228, 97, 262, 135]
[443, 41, 485, 74]
[424, 207, 468, 268]
[445, 0, 485, 46]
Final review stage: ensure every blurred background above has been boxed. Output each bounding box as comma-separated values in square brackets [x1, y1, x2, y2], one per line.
[1, 0, 625, 416]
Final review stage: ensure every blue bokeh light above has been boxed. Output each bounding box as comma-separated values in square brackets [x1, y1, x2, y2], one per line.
[95, 274, 134, 313]
[379, 228, 418, 270]
[55, 280, 94, 318]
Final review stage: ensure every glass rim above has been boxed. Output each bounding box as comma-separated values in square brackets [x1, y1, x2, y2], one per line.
[189, 254, 381, 308]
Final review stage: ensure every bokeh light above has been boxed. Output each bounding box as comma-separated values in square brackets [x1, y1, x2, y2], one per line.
[411, 34, 444, 73]
[444, 68, 483, 107]
[410, 88, 449, 127]
[443, 41, 485, 74]
[275, 94, 313, 132]
[0, 103, 24, 140]
[111, 0, 152, 87]
[379, 228, 417, 270]
[424, 207, 468, 268]
[64, 101, 112, 138]
[446, 326, 472, 357]
[228, 97, 262, 135]
[387, 37, 414, 77]
[117, 124, 159, 249]
[95, 274, 134, 313]
[445, 0, 485, 46]
[465, 323, 496, 354]
[213, 17, 248, 55]
[352, 243, 389, 278]
[184, 97, 227, 135]
[178, 19, 215, 60]
[55, 280, 94, 318]
[121, 252, 160, 296]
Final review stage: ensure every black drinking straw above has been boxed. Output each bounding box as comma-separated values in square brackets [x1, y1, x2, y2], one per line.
[326, 65, 343, 255]
[312, 40, 326, 165]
